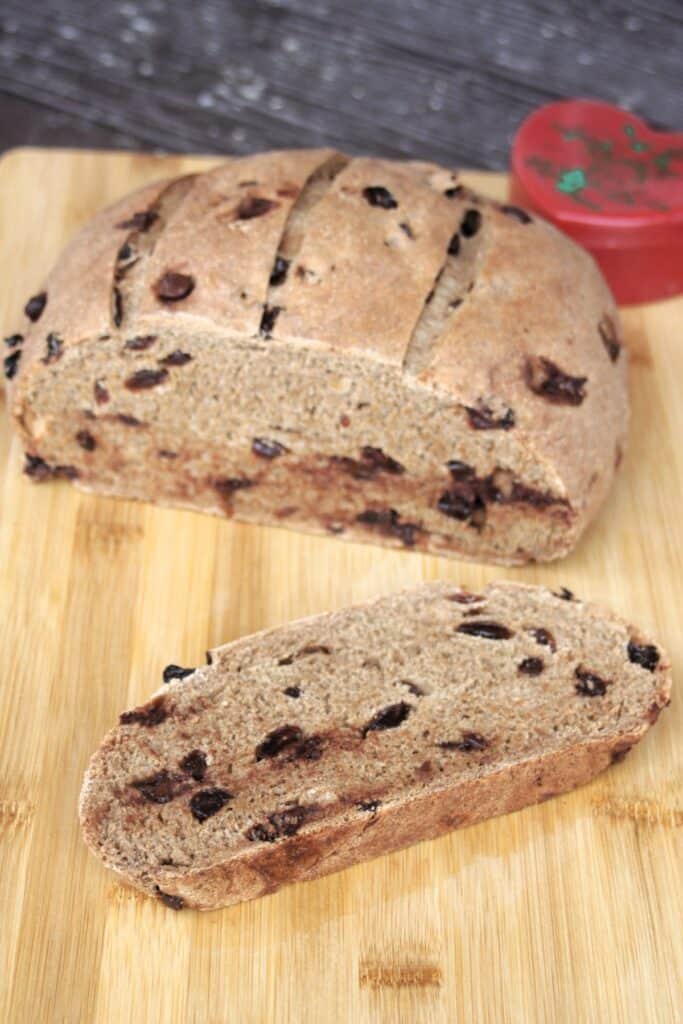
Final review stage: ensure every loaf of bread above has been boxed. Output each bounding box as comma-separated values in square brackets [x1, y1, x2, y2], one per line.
[7, 150, 627, 565]
[79, 581, 670, 911]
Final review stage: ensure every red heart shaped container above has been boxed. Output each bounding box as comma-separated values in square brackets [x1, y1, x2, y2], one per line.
[510, 99, 683, 304]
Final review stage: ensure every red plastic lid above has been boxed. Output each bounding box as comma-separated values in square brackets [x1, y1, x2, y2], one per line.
[510, 99, 683, 304]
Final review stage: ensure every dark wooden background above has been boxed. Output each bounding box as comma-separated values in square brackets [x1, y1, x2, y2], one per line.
[0, 0, 680, 169]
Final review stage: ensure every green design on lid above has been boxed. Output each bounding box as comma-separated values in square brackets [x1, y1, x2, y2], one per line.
[655, 150, 673, 173]
[556, 168, 587, 194]
[624, 122, 649, 152]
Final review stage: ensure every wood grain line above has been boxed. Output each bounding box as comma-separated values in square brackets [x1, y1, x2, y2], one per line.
[0, 798, 35, 834]
[0, 1, 680, 166]
[592, 794, 682, 828]
[359, 961, 443, 989]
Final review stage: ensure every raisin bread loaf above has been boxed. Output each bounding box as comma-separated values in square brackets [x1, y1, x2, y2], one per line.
[7, 151, 626, 565]
[79, 581, 670, 911]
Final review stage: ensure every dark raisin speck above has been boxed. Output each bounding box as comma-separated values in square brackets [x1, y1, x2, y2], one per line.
[131, 770, 179, 804]
[4, 334, 23, 348]
[259, 305, 281, 337]
[162, 664, 194, 683]
[153, 271, 195, 302]
[554, 587, 575, 601]
[119, 696, 167, 727]
[179, 749, 207, 781]
[117, 242, 132, 261]
[117, 413, 144, 427]
[113, 287, 123, 327]
[627, 641, 660, 672]
[23, 453, 52, 480]
[269, 256, 290, 286]
[76, 430, 96, 451]
[269, 805, 307, 837]
[457, 620, 514, 640]
[611, 743, 633, 764]
[4, 350, 21, 379]
[460, 209, 482, 237]
[245, 823, 275, 843]
[356, 508, 420, 547]
[236, 196, 279, 219]
[159, 350, 192, 367]
[24, 292, 47, 322]
[43, 333, 63, 364]
[360, 446, 404, 475]
[447, 233, 461, 256]
[362, 701, 412, 737]
[156, 887, 184, 910]
[125, 368, 168, 390]
[599, 315, 621, 363]
[116, 210, 158, 231]
[519, 657, 544, 675]
[125, 335, 157, 351]
[500, 204, 532, 224]
[294, 735, 324, 761]
[531, 627, 556, 651]
[363, 185, 398, 209]
[438, 490, 480, 521]
[444, 185, 464, 199]
[252, 437, 288, 459]
[255, 724, 305, 760]
[284, 686, 301, 698]
[213, 476, 253, 498]
[189, 788, 233, 822]
[22, 454, 77, 482]
[575, 666, 609, 697]
[447, 459, 475, 480]
[358, 799, 381, 813]
[439, 731, 488, 752]
[399, 221, 414, 238]
[526, 357, 587, 406]
[94, 380, 110, 404]
[465, 403, 515, 430]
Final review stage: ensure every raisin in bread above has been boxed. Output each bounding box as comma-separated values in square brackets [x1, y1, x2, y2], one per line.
[7, 151, 626, 566]
[79, 581, 670, 912]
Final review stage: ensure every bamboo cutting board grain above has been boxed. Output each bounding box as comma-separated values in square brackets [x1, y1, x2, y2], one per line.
[0, 149, 680, 1024]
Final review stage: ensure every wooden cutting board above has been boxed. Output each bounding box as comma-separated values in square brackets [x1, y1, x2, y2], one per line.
[0, 149, 680, 1024]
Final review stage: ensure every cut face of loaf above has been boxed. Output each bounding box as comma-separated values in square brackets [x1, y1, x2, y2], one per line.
[79, 582, 670, 912]
[8, 150, 627, 565]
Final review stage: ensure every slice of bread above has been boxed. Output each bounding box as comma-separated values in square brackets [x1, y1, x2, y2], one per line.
[79, 582, 671, 911]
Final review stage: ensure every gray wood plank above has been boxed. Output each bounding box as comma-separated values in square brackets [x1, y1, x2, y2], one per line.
[0, 0, 680, 168]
